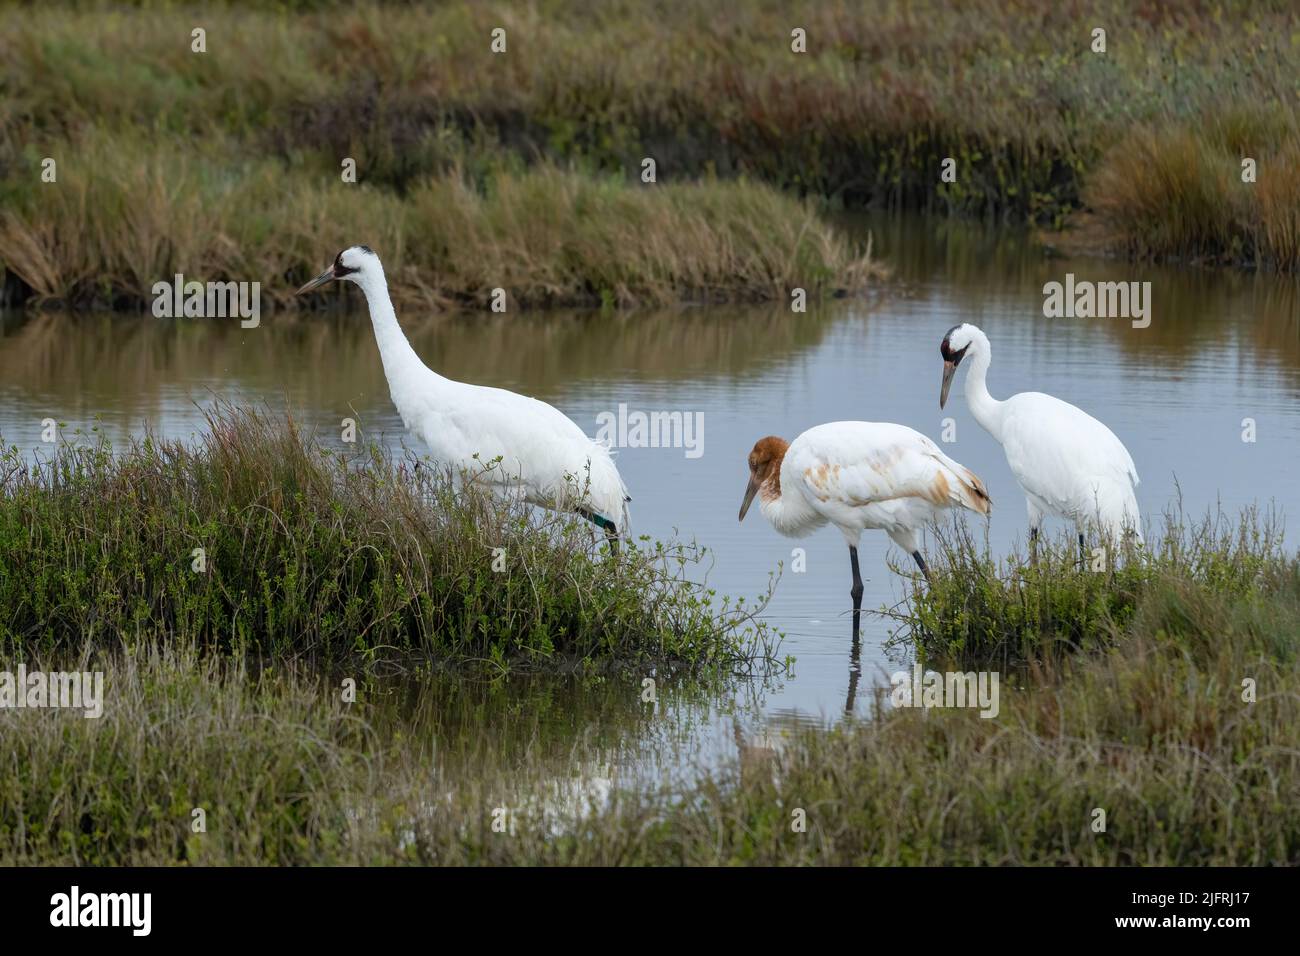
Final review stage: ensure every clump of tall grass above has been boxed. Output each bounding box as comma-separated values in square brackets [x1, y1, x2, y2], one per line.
[0, 132, 878, 310]
[0, 404, 775, 669]
[1086, 124, 1300, 271]
[893, 505, 1291, 669]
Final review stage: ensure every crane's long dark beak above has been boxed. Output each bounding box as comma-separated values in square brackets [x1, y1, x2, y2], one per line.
[940, 360, 957, 409]
[295, 265, 336, 295]
[738, 473, 760, 521]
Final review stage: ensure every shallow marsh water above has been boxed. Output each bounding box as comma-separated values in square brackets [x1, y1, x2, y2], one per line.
[3, 216, 1298, 794]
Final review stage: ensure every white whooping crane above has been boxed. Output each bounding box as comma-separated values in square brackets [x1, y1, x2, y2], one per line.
[738, 422, 991, 610]
[296, 246, 630, 540]
[939, 323, 1140, 551]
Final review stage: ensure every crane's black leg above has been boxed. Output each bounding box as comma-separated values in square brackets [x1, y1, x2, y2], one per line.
[577, 507, 620, 556]
[1078, 532, 1087, 563]
[849, 545, 864, 612]
[912, 550, 931, 585]
[1028, 525, 1040, 566]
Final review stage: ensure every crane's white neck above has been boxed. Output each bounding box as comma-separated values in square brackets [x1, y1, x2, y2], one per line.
[961, 328, 1004, 438]
[352, 266, 431, 387]
[758, 469, 822, 537]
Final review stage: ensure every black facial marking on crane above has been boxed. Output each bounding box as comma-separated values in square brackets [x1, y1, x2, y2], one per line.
[333, 249, 359, 277]
[940, 327, 969, 365]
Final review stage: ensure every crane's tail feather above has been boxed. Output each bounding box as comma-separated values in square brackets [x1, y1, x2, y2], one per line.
[935, 459, 991, 516]
[955, 468, 992, 516]
[1087, 476, 1142, 544]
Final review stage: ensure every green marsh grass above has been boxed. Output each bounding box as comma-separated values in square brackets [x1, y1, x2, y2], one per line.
[893, 506, 1289, 669]
[0, 404, 776, 670]
[0, 643, 752, 865]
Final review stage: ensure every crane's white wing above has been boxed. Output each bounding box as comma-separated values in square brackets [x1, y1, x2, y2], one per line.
[785, 421, 990, 516]
[999, 391, 1139, 525]
[401, 379, 630, 529]
[352, 264, 629, 530]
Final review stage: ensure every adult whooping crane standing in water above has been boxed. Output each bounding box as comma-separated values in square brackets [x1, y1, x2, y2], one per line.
[296, 246, 630, 541]
[738, 422, 991, 612]
[939, 323, 1141, 553]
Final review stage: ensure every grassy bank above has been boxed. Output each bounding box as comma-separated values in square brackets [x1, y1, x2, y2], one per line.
[2, 1, 1298, 306]
[0, 140, 879, 310]
[0, 405, 774, 670]
[5, 508, 1296, 865]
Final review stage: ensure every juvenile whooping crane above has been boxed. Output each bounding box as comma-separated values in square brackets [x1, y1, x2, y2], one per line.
[939, 323, 1140, 553]
[297, 246, 630, 541]
[738, 421, 991, 612]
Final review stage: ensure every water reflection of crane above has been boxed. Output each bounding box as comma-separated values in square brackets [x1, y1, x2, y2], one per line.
[844, 618, 862, 715]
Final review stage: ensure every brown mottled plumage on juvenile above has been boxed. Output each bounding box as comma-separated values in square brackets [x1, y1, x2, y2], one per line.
[738, 421, 992, 606]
